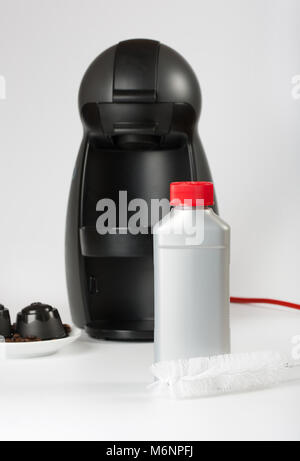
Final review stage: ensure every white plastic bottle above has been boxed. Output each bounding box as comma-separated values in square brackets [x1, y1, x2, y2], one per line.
[153, 182, 230, 363]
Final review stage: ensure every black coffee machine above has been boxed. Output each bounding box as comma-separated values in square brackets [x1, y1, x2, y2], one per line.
[66, 39, 217, 340]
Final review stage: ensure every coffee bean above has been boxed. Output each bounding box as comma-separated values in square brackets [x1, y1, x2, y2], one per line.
[4, 325, 71, 342]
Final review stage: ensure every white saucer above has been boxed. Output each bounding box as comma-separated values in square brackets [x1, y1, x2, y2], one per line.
[0, 327, 82, 359]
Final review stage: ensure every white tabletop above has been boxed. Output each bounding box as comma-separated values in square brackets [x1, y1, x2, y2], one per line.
[0, 304, 299, 441]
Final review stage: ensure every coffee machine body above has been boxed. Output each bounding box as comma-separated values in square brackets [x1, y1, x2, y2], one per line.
[66, 39, 217, 340]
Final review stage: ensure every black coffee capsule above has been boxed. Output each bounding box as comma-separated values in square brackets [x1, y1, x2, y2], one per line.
[16, 303, 66, 340]
[0, 305, 12, 338]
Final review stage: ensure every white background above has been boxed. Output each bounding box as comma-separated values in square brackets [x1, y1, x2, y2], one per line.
[0, 0, 299, 441]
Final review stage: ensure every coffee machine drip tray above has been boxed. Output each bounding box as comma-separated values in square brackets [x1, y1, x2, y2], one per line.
[85, 319, 154, 341]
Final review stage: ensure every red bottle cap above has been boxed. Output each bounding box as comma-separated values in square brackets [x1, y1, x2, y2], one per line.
[170, 181, 214, 207]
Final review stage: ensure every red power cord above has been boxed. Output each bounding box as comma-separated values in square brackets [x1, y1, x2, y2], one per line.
[230, 297, 300, 311]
